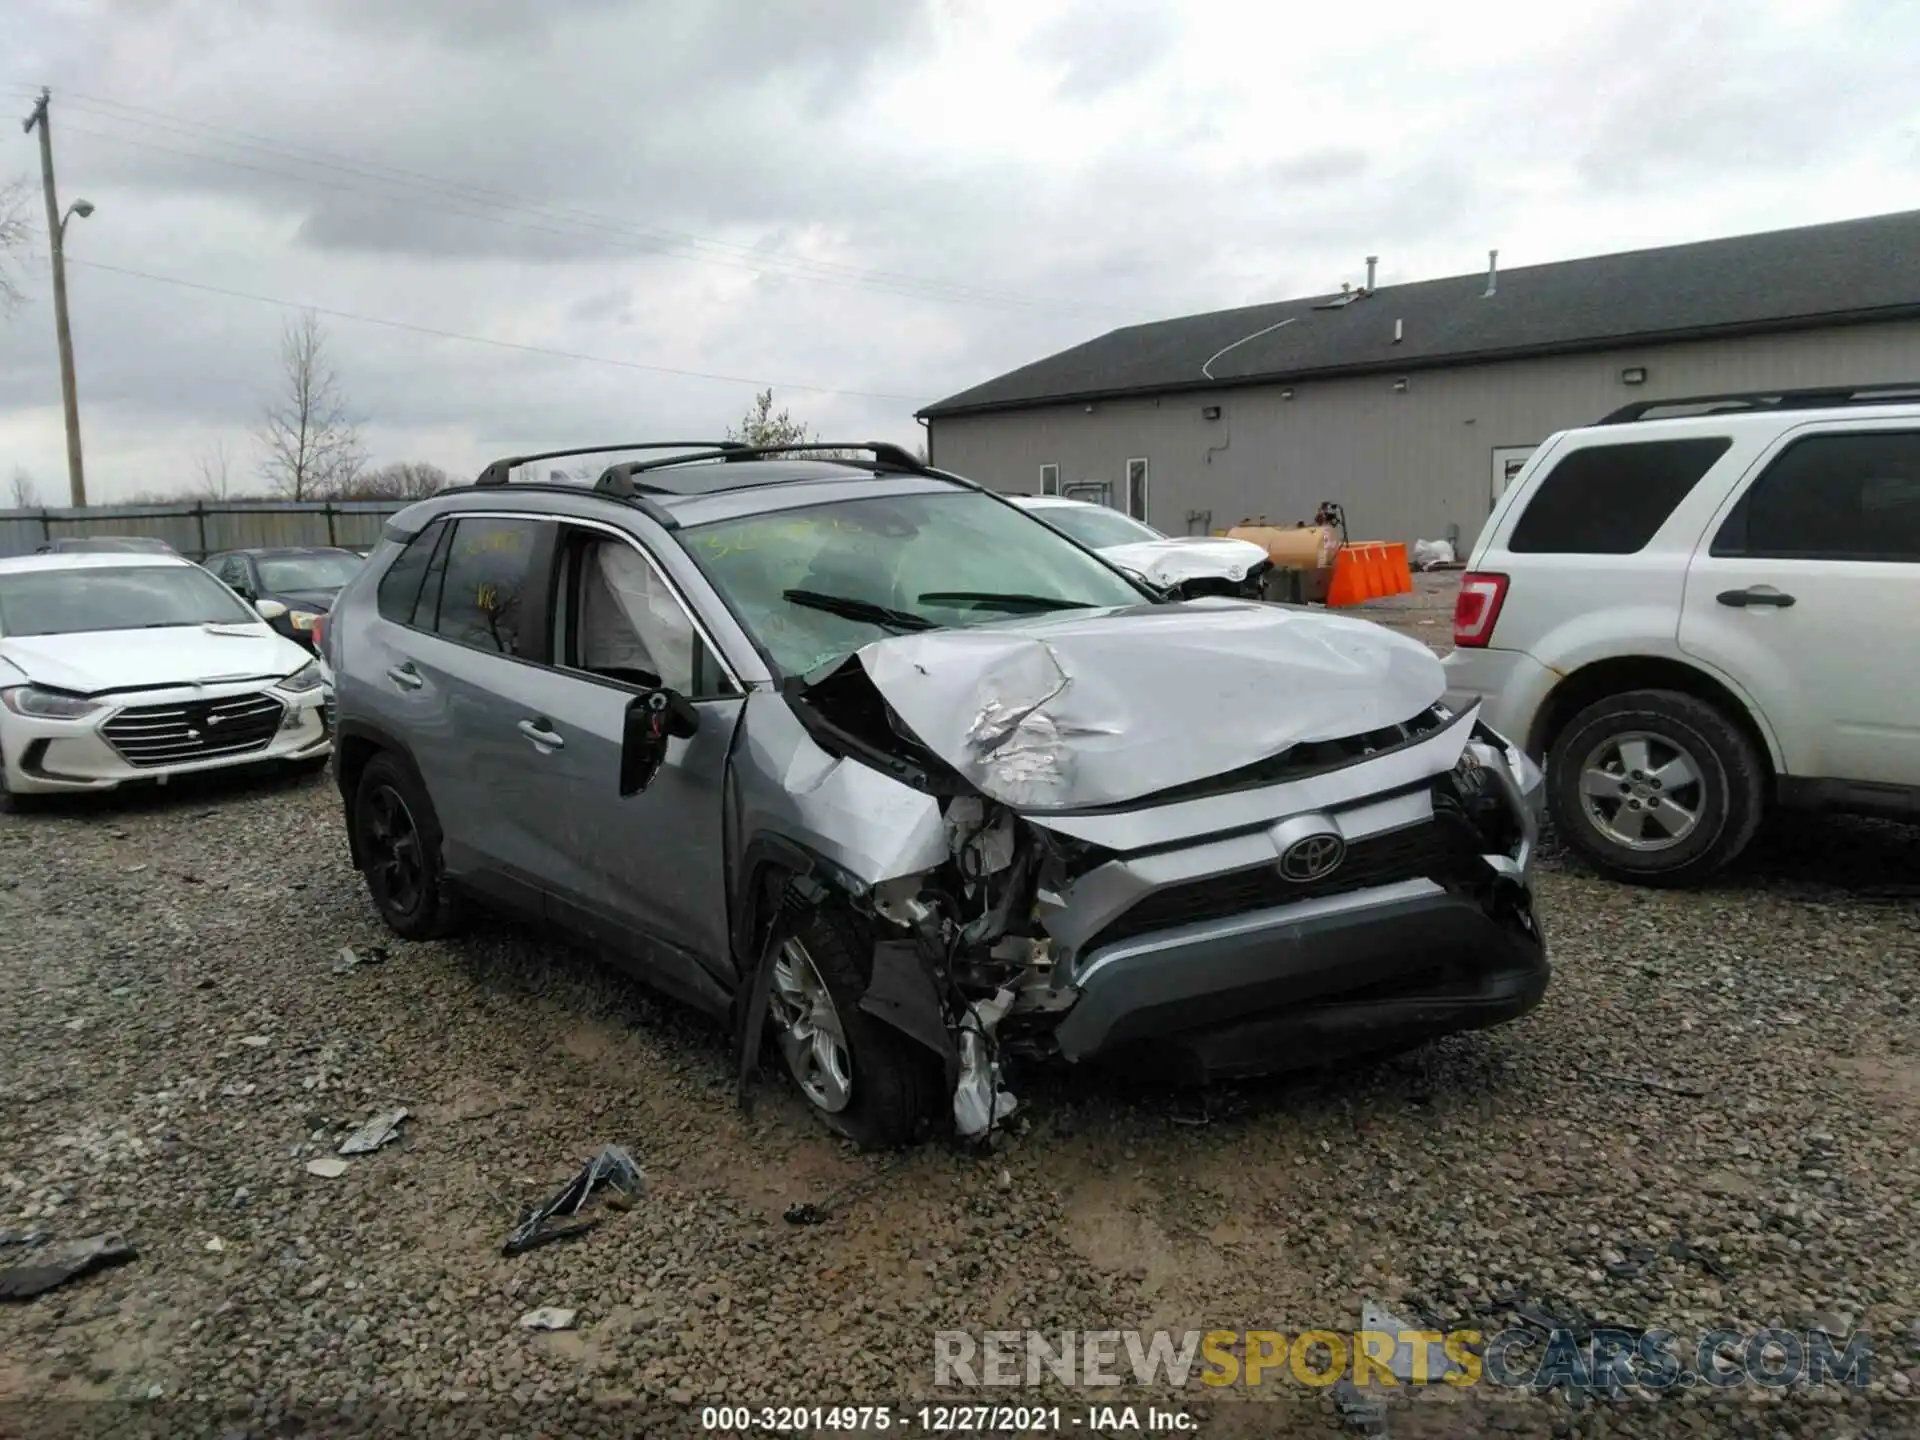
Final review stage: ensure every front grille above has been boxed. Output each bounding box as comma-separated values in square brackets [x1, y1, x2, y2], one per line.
[1084, 816, 1487, 953]
[102, 692, 285, 769]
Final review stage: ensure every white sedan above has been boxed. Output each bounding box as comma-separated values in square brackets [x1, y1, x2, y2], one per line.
[0, 552, 331, 811]
[1009, 495, 1271, 597]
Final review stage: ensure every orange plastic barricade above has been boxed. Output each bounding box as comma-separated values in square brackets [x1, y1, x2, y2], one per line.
[1385, 542, 1413, 595]
[1325, 546, 1368, 607]
[1360, 542, 1389, 600]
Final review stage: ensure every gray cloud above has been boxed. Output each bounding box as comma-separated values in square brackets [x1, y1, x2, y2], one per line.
[4, 0, 1920, 501]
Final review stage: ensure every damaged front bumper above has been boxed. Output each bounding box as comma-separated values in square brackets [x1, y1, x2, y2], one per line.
[1052, 878, 1545, 1077]
[1028, 713, 1548, 1080]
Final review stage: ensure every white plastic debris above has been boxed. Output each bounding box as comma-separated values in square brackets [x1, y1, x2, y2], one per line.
[304, 1157, 349, 1179]
[332, 944, 389, 975]
[204, 1237, 225, 1253]
[238, 1035, 271, 1049]
[1412, 538, 1455, 570]
[953, 988, 1019, 1140]
[518, 1306, 578, 1331]
[338, 1107, 409, 1156]
[1361, 1298, 1465, 1383]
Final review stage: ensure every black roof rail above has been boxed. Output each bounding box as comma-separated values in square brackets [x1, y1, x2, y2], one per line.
[600, 440, 935, 493]
[1598, 383, 1920, 425]
[473, 441, 742, 488]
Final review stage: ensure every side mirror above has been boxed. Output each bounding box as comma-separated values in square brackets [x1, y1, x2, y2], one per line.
[619, 689, 699, 797]
[255, 599, 289, 621]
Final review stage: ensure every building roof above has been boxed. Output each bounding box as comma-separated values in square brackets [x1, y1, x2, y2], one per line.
[920, 208, 1920, 419]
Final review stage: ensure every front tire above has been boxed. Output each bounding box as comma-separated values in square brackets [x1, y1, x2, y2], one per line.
[765, 912, 939, 1149]
[351, 752, 464, 940]
[1548, 688, 1764, 887]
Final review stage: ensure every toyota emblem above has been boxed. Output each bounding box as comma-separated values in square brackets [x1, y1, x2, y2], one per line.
[1279, 832, 1346, 882]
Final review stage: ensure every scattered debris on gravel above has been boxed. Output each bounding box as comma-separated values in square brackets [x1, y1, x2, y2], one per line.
[2, 678, 1917, 1434]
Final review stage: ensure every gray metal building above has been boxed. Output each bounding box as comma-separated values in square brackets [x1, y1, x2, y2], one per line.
[920, 209, 1920, 550]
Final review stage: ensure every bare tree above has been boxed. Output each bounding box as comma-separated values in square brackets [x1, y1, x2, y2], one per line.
[336, 461, 450, 501]
[257, 311, 364, 500]
[0, 177, 31, 316]
[195, 438, 236, 500]
[8, 466, 39, 509]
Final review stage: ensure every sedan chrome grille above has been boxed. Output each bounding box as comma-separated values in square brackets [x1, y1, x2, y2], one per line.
[102, 692, 285, 769]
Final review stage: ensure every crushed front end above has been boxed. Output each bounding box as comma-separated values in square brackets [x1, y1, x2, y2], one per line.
[775, 607, 1548, 1140]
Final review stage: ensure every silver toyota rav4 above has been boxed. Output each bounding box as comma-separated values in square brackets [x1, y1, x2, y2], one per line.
[324, 442, 1549, 1146]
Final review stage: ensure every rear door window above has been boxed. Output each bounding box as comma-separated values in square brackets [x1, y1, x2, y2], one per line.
[1507, 437, 1732, 553]
[1711, 431, 1920, 563]
[434, 518, 546, 656]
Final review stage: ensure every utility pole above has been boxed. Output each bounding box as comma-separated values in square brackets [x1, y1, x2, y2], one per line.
[22, 89, 87, 508]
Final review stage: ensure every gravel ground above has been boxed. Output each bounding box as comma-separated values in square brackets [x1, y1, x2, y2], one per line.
[4, 588, 1919, 1438]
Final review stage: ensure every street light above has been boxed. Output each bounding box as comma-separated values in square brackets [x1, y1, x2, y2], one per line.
[61, 198, 94, 234]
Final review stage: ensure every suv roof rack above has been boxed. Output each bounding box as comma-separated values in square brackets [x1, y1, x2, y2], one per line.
[1598, 383, 1920, 425]
[472, 441, 742, 488]
[597, 441, 935, 495]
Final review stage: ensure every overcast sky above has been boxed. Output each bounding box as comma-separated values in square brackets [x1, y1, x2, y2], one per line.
[3, 0, 1918, 504]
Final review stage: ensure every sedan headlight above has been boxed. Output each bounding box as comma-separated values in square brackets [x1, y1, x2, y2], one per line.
[0, 685, 105, 720]
[288, 610, 322, 632]
[275, 661, 326, 695]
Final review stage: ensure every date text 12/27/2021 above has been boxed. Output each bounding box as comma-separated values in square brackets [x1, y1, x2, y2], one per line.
[700, 1405, 1199, 1432]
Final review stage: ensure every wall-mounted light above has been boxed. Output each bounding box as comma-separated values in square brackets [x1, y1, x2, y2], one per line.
[1201, 405, 1222, 420]
[1621, 366, 1648, 385]
[1083, 403, 1095, 414]
[1280, 388, 1295, 401]
[1392, 378, 1409, 393]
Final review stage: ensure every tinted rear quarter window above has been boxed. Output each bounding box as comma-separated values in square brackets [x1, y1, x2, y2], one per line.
[1712, 431, 1920, 562]
[1508, 437, 1732, 554]
[376, 519, 447, 625]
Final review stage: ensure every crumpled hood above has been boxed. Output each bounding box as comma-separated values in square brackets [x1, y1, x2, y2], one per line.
[0, 625, 310, 695]
[853, 599, 1445, 810]
[1099, 536, 1272, 590]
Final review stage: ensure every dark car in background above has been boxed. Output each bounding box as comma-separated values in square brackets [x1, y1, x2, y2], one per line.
[205, 546, 366, 652]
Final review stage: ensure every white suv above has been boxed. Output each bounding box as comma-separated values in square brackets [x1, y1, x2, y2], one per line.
[1442, 385, 1920, 885]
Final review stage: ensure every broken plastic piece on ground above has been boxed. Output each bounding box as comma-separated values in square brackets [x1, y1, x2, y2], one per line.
[305, 1157, 349, 1179]
[0, 1232, 137, 1302]
[1361, 1298, 1464, 1383]
[333, 944, 390, 975]
[238, 1035, 270, 1048]
[338, 1107, 409, 1155]
[518, 1306, 578, 1331]
[953, 987, 1019, 1141]
[503, 1144, 644, 1257]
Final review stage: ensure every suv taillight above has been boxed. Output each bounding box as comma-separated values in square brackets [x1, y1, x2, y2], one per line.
[1453, 572, 1509, 648]
[310, 614, 328, 655]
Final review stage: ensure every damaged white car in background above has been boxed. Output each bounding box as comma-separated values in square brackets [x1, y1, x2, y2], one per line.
[328, 451, 1548, 1148]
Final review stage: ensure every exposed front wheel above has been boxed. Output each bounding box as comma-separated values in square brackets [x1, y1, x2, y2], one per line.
[351, 753, 464, 940]
[765, 914, 939, 1149]
[1548, 688, 1764, 887]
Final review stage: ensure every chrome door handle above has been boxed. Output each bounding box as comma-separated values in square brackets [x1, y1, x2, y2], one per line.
[386, 664, 424, 690]
[1716, 586, 1796, 608]
[518, 719, 564, 751]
